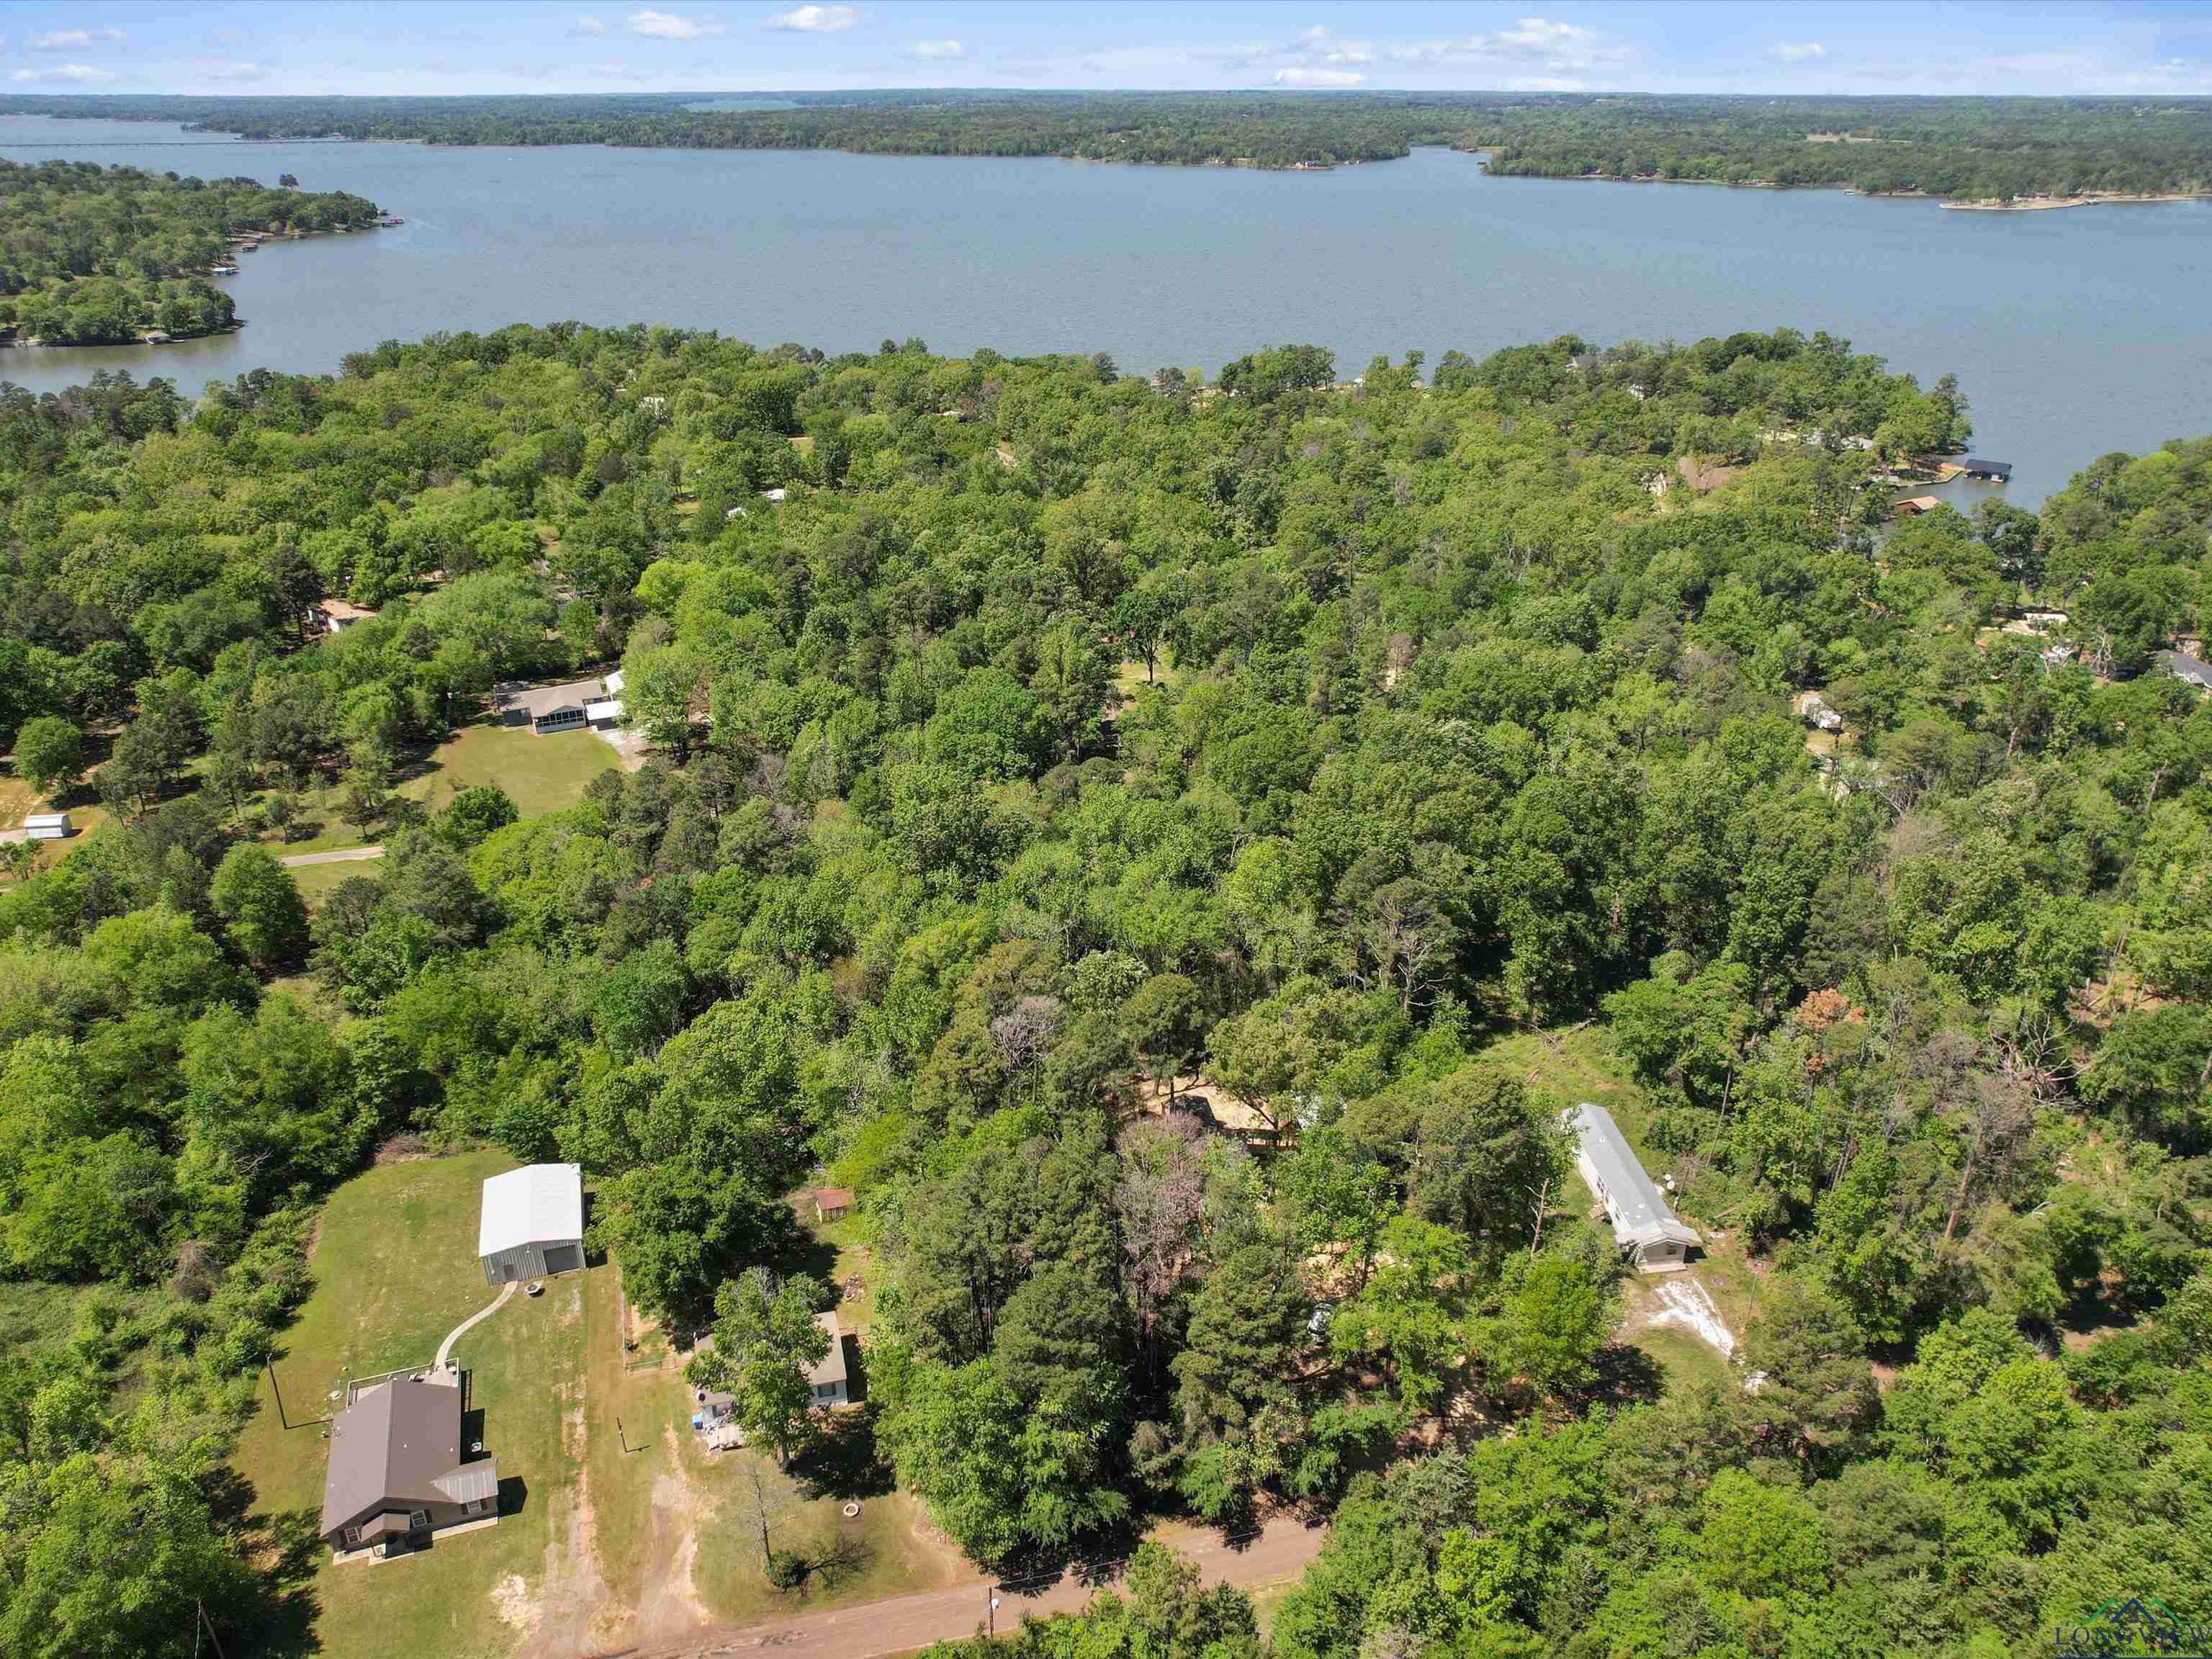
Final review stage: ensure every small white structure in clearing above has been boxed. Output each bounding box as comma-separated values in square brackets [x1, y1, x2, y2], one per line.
[807, 1310, 850, 1407]
[477, 1164, 584, 1285]
[761, 487, 788, 503]
[23, 812, 73, 840]
[1794, 690, 1844, 732]
[1567, 1102, 1701, 1272]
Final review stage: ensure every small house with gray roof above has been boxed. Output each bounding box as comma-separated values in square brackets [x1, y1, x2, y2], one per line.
[2155, 649, 2212, 693]
[319, 1375, 498, 1555]
[1567, 1102, 1701, 1272]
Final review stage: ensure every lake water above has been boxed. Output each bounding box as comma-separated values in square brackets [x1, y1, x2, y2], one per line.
[6, 114, 2210, 509]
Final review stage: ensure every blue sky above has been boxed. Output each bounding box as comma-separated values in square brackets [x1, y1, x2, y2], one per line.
[5, 2, 2209, 97]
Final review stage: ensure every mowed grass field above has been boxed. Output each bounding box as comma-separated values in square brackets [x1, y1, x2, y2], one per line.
[256, 721, 623, 861]
[233, 1150, 966, 1659]
[234, 1148, 595, 1659]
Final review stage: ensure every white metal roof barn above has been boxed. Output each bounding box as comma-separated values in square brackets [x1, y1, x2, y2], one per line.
[477, 1164, 585, 1285]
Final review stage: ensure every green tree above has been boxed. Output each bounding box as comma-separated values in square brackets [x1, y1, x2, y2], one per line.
[11, 716, 84, 798]
[687, 1269, 831, 1467]
[1329, 1215, 1470, 1413]
[1494, 1252, 1611, 1400]
[210, 844, 310, 972]
[1121, 973, 1206, 1107]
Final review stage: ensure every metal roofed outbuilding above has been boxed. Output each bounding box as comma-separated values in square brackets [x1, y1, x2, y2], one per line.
[477, 1163, 585, 1285]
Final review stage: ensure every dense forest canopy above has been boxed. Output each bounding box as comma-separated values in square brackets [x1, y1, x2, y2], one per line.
[0, 320, 2208, 1657]
[6, 89, 2211, 197]
[0, 158, 379, 345]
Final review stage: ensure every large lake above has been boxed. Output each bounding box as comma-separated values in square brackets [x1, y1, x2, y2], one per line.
[6, 114, 2210, 508]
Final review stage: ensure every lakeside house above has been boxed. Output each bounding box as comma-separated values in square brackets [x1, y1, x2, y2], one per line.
[1567, 1102, 1701, 1273]
[494, 673, 624, 734]
[477, 1163, 585, 1285]
[1892, 495, 1945, 518]
[319, 1375, 498, 1557]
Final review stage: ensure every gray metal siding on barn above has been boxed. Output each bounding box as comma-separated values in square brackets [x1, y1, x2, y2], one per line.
[480, 1238, 584, 1285]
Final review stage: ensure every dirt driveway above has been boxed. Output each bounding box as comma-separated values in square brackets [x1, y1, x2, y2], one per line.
[613, 1516, 1328, 1659]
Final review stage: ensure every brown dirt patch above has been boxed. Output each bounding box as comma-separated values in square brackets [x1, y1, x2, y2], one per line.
[631, 1425, 715, 1642]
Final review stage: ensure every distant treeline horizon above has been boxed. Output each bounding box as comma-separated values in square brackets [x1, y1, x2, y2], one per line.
[6, 89, 2210, 199]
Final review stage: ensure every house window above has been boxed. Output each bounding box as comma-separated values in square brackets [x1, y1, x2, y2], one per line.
[464, 1498, 489, 1516]
[814, 1383, 837, 1400]
[409, 1509, 430, 1532]
[343, 1525, 362, 1547]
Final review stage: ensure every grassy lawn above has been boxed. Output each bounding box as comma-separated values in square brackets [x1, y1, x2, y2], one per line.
[237, 1149, 525, 1514]
[410, 723, 623, 822]
[233, 1148, 599, 1659]
[809, 1213, 880, 1334]
[288, 853, 387, 903]
[233, 1148, 965, 1659]
[248, 721, 623, 860]
[1478, 1022, 1647, 1138]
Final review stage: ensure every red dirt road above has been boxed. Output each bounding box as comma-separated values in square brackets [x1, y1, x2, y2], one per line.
[616, 1517, 1327, 1659]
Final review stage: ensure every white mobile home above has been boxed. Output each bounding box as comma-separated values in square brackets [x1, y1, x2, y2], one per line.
[1566, 1102, 1701, 1272]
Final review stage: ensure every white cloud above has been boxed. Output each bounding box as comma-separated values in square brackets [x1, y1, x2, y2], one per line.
[904, 39, 965, 60]
[629, 9, 722, 39]
[766, 5, 858, 32]
[1292, 27, 1372, 66]
[1495, 17, 1599, 59]
[32, 27, 125, 50]
[12, 63, 120, 83]
[572, 14, 609, 33]
[1770, 41, 1826, 63]
[1273, 66, 1364, 87]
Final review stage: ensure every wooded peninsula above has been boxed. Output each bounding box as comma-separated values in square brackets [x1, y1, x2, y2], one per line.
[6, 89, 2211, 200]
[2, 318, 2209, 1657]
[0, 158, 380, 346]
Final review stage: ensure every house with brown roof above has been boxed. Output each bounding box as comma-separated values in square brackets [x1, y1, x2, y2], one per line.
[319, 1375, 498, 1557]
[814, 1187, 853, 1222]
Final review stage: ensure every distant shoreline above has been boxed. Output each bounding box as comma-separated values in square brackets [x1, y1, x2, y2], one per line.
[1941, 192, 2209, 212]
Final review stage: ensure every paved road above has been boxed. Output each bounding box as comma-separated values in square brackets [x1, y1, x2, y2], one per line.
[278, 844, 385, 868]
[620, 1517, 1326, 1659]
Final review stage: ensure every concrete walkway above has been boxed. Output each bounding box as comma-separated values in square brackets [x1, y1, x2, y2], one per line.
[619, 1516, 1327, 1659]
[436, 1280, 516, 1370]
[279, 844, 385, 868]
